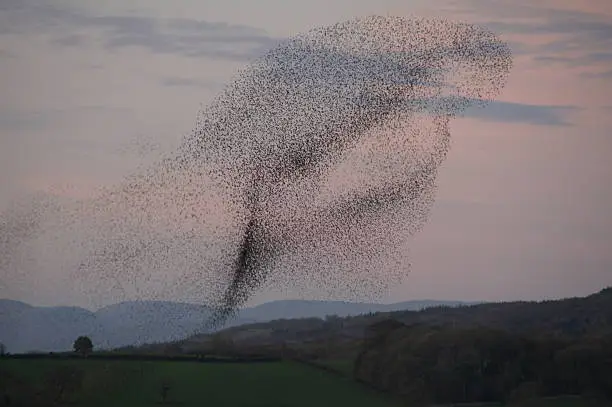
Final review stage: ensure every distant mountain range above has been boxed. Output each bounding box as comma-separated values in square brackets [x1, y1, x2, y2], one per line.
[0, 298, 471, 353]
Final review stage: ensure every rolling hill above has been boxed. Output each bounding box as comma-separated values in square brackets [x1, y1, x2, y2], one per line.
[0, 298, 466, 353]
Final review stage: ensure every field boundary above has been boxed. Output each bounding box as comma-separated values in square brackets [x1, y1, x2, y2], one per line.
[289, 357, 400, 401]
[1, 353, 281, 363]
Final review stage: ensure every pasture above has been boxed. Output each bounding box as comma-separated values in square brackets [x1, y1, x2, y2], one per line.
[0, 357, 399, 407]
[0, 357, 606, 407]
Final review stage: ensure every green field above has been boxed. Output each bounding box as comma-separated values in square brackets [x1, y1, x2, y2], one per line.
[1, 358, 608, 407]
[0, 358, 400, 407]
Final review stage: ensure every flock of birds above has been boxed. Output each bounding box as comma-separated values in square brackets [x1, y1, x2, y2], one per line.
[0, 16, 512, 331]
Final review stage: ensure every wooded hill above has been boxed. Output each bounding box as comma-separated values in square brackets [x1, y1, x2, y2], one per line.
[175, 287, 612, 350]
[137, 287, 612, 405]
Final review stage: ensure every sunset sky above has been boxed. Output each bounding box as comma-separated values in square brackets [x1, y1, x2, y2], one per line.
[1, 0, 611, 308]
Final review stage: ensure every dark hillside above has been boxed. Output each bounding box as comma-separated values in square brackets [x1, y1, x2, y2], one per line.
[179, 287, 612, 351]
[167, 287, 612, 405]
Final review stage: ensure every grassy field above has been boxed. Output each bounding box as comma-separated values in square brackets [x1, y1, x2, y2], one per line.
[0, 358, 400, 407]
[1, 358, 608, 407]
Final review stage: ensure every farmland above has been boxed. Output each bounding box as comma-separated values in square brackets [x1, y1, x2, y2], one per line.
[0, 357, 400, 407]
[1, 357, 608, 407]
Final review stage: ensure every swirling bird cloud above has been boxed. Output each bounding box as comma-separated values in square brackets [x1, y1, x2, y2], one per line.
[0, 16, 512, 331]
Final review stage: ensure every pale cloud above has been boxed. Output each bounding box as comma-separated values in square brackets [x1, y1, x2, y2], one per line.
[489, 19, 612, 69]
[440, 1, 612, 78]
[463, 101, 579, 126]
[0, 0, 280, 61]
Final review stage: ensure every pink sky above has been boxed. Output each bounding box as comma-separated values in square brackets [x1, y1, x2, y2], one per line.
[0, 0, 611, 308]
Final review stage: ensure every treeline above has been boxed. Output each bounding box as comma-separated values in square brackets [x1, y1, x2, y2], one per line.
[358, 287, 612, 341]
[353, 322, 612, 405]
[1, 352, 278, 363]
[178, 287, 612, 352]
